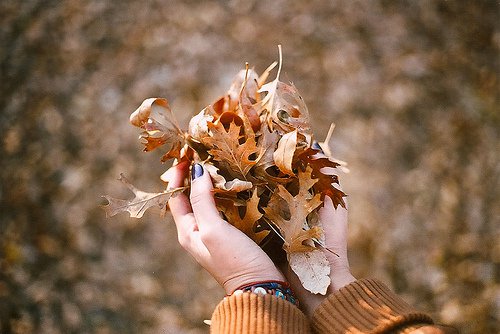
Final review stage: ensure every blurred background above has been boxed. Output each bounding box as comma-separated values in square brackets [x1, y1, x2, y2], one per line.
[1, 0, 498, 333]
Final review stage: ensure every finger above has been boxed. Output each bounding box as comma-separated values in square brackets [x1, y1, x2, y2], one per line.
[163, 160, 188, 186]
[320, 196, 348, 254]
[166, 162, 198, 246]
[160, 165, 176, 183]
[166, 161, 191, 216]
[189, 164, 223, 228]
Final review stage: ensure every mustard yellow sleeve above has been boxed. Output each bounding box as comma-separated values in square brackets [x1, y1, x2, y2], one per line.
[311, 279, 435, 334]
[210, 292, 311, 334]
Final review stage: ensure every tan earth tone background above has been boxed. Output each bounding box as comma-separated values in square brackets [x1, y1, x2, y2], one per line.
[1, 1, 499, 333]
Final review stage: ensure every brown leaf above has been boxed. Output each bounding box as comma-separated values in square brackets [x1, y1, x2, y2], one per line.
[263, 166, 330, 294]
[236, 65, 262, 133]
[254, 126, 278, 172]
[265, 82, 313, 142]
[258, 47, 313, 144]
[313, 174, 346, 209]
[217, 111, 244, 130]
[289, 250, 330, 295]
[102, 174, 185, 218]
[263, 166, 322, 254]
[257, 61, 278, 87]
[239, 93, 261, 133]
[297, 147, 346, 208]
[204, 164, 253, 192]
[252, 127, 290, 186]
[188, 108, 214, 142]
[208, 67, 261, 124]
[209, 66, 262, 135]
[228, 68, 260, 112]
[221, 190, 270, 244]
[273, 129, 297, 176]
[297, 147, 340, 171]
[255, 126, 280, 169]
[129, 98, 186, 160]
[202, 121, 258, 180]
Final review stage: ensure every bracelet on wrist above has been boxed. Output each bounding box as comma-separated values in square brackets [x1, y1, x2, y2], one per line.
[230, 280, 299, 307]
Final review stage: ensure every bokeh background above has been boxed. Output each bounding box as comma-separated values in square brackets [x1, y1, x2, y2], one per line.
[1, 0, 499, 333]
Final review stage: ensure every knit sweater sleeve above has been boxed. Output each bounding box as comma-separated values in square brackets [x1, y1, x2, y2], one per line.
[209, 278, 455, 334]
[311, 278, 436, 333]
[210, 292, 311, 334]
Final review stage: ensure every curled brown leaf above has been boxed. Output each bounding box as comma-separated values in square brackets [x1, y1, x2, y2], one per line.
[102, 174, 186, 218]
[130, 98, 186, 159]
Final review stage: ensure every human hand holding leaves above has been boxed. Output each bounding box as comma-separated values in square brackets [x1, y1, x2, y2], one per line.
[103, 46, 347, 294]
[165, 162, 285, 295]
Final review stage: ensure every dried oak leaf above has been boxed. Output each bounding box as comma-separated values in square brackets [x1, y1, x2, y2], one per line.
[253, 126, 290, 185]
[289, 250, 330, 295]
[188, 108, 214, 142]
[102, 174, 185, 218]
[239, 89, 261, 133]
[255, 126, 280, 170]
[130, 98, 186, 161]
[207, 67, 261, 134]
[221, 189, 269, 244]
[204, 164, 253, 192]
[226, 68, 260, 113]
[264, 166, 330, 294]
[273, 129, 297, 176]
[264, 166, 323, 252]
[297, 148, 346, 208]
[258, 47, 313, 144]
[202, 121, 258, 180]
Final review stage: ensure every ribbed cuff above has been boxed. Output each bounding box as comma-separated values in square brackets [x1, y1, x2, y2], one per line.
[311, 278, 434, 334]
[211, 292, 310, 334]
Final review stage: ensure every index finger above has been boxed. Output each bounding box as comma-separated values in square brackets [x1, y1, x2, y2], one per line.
[165, 162, 199, 244]
[189, 164, 224, 228]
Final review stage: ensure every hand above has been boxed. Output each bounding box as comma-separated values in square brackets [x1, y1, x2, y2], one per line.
[165, 161, 285, 295]
[282, 196, 356, 317]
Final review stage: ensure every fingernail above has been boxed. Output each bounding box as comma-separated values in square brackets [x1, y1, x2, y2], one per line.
[312, 141, 323, 152]
[191, 163, 204, 180]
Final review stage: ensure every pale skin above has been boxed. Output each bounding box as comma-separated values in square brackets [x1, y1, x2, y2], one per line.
[165, 161, 355, 317]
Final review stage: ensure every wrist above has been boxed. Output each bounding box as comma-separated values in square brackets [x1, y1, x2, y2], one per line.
[330, 268, 356, 292]
[230, 280, 299, 307]
[222, 272, 286, 295]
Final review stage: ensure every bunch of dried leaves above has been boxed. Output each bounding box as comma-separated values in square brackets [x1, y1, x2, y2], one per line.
[103, 47, 346, 294]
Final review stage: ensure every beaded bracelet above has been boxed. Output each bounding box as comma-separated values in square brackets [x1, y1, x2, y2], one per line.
[231, 280, 299, 307]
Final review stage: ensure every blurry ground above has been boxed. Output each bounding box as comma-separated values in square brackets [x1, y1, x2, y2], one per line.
[1, 0, 499, 333]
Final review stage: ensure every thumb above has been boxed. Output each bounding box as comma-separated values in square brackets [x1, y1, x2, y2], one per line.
[320, 196, 349, 260]
[189, 163, 222, 226]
